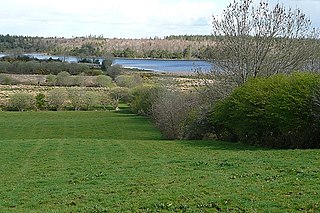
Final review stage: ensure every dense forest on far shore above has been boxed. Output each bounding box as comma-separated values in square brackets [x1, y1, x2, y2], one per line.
[0, 34, 216, 59]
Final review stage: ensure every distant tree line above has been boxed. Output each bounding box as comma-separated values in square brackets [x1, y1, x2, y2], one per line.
[0, 34, 216, 59]
[0, 55, 106, 75]
[0, 60, 92, 75]
[0, 34, 55, 53]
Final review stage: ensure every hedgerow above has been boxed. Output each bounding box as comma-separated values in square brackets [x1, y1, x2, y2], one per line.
[212, 72, 320, 148]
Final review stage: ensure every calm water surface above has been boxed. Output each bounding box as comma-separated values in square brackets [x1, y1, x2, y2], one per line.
[112, 58, 212, 73]
[0, 53, 212, 73]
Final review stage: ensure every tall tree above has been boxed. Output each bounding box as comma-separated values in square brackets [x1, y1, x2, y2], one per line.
[208, 0, 319, 85]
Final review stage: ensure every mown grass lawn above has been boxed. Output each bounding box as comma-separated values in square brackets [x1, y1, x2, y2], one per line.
[0, 110, 319, 212]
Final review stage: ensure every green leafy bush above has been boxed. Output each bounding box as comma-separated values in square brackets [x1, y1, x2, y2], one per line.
[94, 75, 113, 87]
[56, 71, 72, 86]
[8, 93, 35, 111]
[212, 72, 320, 148]
[35, 93, 46, 110]
[47, 88, 68, 111]
[182, 105, 213, 140]
[115, 74, 143, 88]
[130, 84, 161, 115]
[109, 87, 130, 111]
[68, 88, 100, 110]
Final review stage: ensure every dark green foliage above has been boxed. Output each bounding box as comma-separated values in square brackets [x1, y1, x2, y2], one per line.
[35, 93, 46, 110]
[101, 58, 113, 71]
[0, 57, 91, 75]
[212, 72, 320, 148]
[183, 105, 213, 140]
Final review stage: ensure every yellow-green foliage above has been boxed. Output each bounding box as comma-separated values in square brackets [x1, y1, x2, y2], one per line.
[130, 84, 162, 115]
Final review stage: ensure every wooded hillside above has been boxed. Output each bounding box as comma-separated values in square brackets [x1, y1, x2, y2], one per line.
[0, 34, 216, 59]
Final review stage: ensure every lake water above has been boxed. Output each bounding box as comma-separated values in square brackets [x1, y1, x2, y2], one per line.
[112, 58, 212, 73]
[0, 53, 212, 73]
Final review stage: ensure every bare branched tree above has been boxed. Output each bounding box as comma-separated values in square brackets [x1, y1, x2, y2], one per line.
[209, 0, 319, 85]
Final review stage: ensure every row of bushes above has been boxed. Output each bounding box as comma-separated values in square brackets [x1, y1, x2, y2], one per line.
[1, 81, 151, 112]
[45, 72, 113, 87]
[0, 61, 94, 75]
[1, 87, 131, 112]
[0, 72, 145, 88]
[130, 72, 320, 148]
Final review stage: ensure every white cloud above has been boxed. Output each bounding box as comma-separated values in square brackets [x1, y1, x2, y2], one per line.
[0, 0, 219, 38]
[0, 0, 318, 38]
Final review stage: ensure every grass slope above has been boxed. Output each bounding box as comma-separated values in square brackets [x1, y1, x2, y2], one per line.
[0, 110, 319, 212]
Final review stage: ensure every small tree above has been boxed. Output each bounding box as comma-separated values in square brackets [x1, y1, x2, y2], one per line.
[106, 65, 122, 80]
[101, 58, 113, 71]
[68, 88, 86, 110]
[152, 90, 197, 139]
[83, 91, 100, 110]
[72, 73, 86, 87]
[47, 88, 68, 110]
[130, 84, 161, 115]
[99, 92, 111, 110]
[46, 74, 57, 86]
[109, 87, 130, 111]
[209, 0, 319, 85]
[35, 93, 46, 110]
[115, 74, 143, 88]
[8, 93, 35, 111]
[56, 71, 72, 86]
[95, 75, 113, 87]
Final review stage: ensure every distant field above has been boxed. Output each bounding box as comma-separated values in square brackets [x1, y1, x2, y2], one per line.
[0, 110, 319, 212]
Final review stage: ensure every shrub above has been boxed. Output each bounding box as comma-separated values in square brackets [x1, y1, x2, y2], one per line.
[35, 93, 46, 110]
[68, 88, 100, 110]
[106, 65, 122, 80]
[47, 88, 68, 110]
[46, 74, 57, 86]
[115, 75, 143, 88]
[182, 104, 214, 140]
[130, 84, 161, 115]
[0, 74, 15, 85]
[94, 75, 113, 87]
[109, 87, 130, 111]
[56, 71, 72, 86]
[152, 90, 197, 139]
[72, 73, 86, 87]
[212, 72, 320, 148]
[8, 93, 35, 111]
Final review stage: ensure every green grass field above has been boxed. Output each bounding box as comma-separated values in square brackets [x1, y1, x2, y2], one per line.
[0, 110, 319, 212]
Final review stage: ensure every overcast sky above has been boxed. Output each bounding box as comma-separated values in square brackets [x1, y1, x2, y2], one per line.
[0, 0, 319, 38]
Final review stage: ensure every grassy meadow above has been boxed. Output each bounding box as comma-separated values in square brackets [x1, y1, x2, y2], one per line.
[0, 109, 319, 212]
